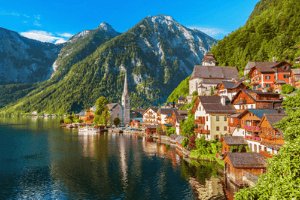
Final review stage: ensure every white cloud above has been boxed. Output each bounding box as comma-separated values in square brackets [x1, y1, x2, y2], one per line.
[20, 30, 73, 44]
[188, 26, 228, 39]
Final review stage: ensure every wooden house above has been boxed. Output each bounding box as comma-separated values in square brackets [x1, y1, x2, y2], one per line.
[258, 113, 286, 156]
[291, 68, 300, 88]
[224, 153, 266, 186]
[248, 61, 292, 92]
[231, 89, 282, 111]
[169, 110, 188, 135]
[222, 136, 248, 155]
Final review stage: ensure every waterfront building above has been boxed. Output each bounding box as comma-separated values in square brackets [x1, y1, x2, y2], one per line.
[222, 136, 248, 155]
[168, 110, 188, 135]
[142, 107, 159, 125]
[224, 153, 266, 187]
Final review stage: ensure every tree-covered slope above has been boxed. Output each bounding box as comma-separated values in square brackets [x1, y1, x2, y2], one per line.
[167, 76, 189, 102]
[2, 15, 216, 114]
[211, 0, 300, 72]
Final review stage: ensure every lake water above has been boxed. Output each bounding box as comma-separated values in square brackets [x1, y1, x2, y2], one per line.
[0, 118, 226, 200]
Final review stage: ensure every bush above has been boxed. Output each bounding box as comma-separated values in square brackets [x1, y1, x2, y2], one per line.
[281, 84, 295, 94]
[182, 138, 189, 148]
[166, 127, 176, 136]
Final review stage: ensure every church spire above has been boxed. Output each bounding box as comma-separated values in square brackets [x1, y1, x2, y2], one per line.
[123, 70, 128, 96]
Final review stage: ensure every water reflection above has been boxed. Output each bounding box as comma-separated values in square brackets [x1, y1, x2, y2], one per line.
[0, 118, 226, 200]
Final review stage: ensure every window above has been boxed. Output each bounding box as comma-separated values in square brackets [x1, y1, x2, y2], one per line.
[266, 84, 270, 87]
[216, 126, 220, 131]
[224, 116, 227, 121]
[216, 116, 219, 121]
[265, 75, 271, 80]
[206, 116, 208, 121]
[224, 126, 227, 131]
[284, 74, 289, 78]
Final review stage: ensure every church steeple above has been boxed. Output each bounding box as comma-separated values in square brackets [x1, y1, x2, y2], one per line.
[121, 70, 130, 125]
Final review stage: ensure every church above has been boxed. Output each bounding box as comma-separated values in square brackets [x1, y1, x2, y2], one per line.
[121, 71, 130, 125]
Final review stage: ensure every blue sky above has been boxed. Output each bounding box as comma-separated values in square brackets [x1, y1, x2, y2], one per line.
[0, 0, 259, 43]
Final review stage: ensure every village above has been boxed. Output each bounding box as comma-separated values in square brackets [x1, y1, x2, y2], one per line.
[66, 53, 300, 195]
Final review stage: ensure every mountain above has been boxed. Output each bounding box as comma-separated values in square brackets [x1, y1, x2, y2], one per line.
[0, 27, 60, 84]
[3, 15, 216, 114]
[211, 0, 300, 72]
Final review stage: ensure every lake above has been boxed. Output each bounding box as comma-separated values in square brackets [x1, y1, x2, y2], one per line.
[0, 118, 226, 200]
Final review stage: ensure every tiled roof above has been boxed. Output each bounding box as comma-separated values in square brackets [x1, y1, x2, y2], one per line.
[223, 136, 247, 145]
[199, 96, 236, 114]
[227, 153, 267, 168]
[247, 109, 280, 119]
[190, 65, 239, 80]
[245, 61, 278, 71]
[265, 114, 286, 127]
[159, 108, 176, 115]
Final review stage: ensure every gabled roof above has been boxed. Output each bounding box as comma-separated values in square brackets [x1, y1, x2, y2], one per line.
[158, 108, 176, 115]
[190, 65, 239, 80]
[226, 153, 266, 169]
[231, 89, 282, 104]
[245, 61, 278, 71]
[245, 109, 280, 119]
[173, 110, 188, 122]
[202, 53, 216, 63]
[223, 136, 247, 145]
[263, 113, 286, 128]
[218, 80, 245, 90]
[248, 61, 292, 74]
[143, 107, 158, 114]
[199, 96, 236, 114]
[107, 103, 120, 110]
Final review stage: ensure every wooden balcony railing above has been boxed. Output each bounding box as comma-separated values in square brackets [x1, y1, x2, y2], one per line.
[195, 128, 210, 135]
[245, 135, 261, 142]
[244, 125, 260, 132]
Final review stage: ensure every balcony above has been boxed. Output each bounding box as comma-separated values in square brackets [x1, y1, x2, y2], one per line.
[195, 128, 210, 134]
[195, 117, 205, 125]
[244, 125, 260, 132]
[245, 135, 261, 142]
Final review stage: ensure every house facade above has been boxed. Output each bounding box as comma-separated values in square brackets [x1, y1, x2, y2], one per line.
[231, 90, 282, 111]
[189, 65, 239, 96]
[248, 61, 292, 92]
[107, 103, 122, 123]
[194, 96, 236, 140]
[143, 108, 158, 125]
[217, 81, 247, 101]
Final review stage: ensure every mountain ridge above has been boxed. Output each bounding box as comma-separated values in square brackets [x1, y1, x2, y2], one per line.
[1, 15, 216, 114]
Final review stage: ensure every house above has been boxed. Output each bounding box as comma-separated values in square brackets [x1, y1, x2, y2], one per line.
[107, 103, 122, 123]
[202, 53, 217, 66]
[193, 96, 236, 140]
[157, 108, 175, 125]
[239, 109, 280, 153]
[177, 96, 187, 104]
[244, 61, 278, 76]
[145, 124, 157, 135]
[224, 153, 266, 186]
[228, 112, 244, 137]
[169, 110, 188, 135]
[80, 109, 95, 124]
[222, 136, 248, 155]
[258, 113, 286, 156]
[231, 89, 282, 111]
[248, 61, 292, 92]
[291, 68, 300, 88]
[189, 65, 239, 96]
[217, 80, 247, 101]
[142, 107, 158, 125]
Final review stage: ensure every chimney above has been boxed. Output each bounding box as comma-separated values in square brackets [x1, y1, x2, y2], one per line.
[221, 96, 226, 106]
